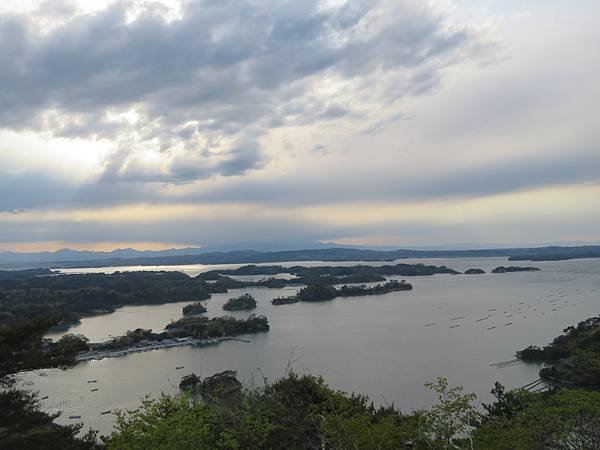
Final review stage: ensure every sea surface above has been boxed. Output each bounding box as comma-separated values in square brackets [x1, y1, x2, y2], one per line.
[22, 257, 600, 436]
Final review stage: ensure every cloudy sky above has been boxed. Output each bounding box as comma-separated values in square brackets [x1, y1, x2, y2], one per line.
[0, 0, 599, 251]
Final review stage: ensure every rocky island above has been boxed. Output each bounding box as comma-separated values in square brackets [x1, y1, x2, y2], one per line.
[179, 370, 242, 403]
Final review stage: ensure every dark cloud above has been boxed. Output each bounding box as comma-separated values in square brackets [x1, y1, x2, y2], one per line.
[2, 144, 598, 214]
[176, 147, 600, 206]
[0, 0, 473, 182]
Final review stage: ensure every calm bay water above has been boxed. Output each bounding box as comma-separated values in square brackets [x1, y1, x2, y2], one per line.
[23, 257, 600, 436]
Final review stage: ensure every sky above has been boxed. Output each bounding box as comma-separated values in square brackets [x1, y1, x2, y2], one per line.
[0, 0, 599, 252]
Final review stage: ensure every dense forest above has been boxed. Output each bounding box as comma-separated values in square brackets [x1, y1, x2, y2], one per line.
[0, 270, 213, 327]
[518, 316, 600, 385]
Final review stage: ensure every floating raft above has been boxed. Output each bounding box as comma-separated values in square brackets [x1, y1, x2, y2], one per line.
[490, 358, 523, 369]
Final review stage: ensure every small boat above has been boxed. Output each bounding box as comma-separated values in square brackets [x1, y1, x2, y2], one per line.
[449, 325, 460, 329]
[91, 388, 99, 392]
[488, 308, 496, 312]
[504, 322, 513, 326]
[476, 317, 488, 322]
[101, 410, 112, 415]
[450, 316, 466, 321]
[87, 380, 97, 383]
[424, 323, 436, 327]
[69, 415, 81, 419]
[486, 326, 496, 330]
[176, 366, 184, 370]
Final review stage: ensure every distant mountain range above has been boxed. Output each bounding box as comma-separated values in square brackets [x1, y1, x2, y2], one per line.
[1, 244, 599, 269]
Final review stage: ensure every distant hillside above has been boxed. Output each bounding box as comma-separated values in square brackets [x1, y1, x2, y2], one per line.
[508, 245, 600, 261]
[0, 247, 205, 266]
[1, 245, 598, 269]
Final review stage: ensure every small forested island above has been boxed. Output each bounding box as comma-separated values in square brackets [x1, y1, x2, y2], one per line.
[464, 268, 485, 274]
[182, 301, 207, 316]
[517, 316, 600, 385]
[492, 266, 540, 273]
[337, 280, 412, 297]
[272, 296, 300, 305]
[273, 280, 412, 304]
[199, 262, 460, 282]
[223, 293, 257, 311]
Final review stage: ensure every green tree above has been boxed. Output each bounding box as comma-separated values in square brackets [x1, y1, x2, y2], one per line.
[419, 377, 478, 450]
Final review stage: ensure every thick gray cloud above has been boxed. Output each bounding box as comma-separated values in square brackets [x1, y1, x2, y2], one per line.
[0, 0, 473, 182]
[173, 147, 600, 206]
[2, 144, 598, 213]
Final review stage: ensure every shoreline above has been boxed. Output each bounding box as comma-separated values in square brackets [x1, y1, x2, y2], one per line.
[75, 336, 247, 362]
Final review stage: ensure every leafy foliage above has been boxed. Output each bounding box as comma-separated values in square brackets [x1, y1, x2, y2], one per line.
[419, 377, 478, 450]
[474, 387, 600, 449]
